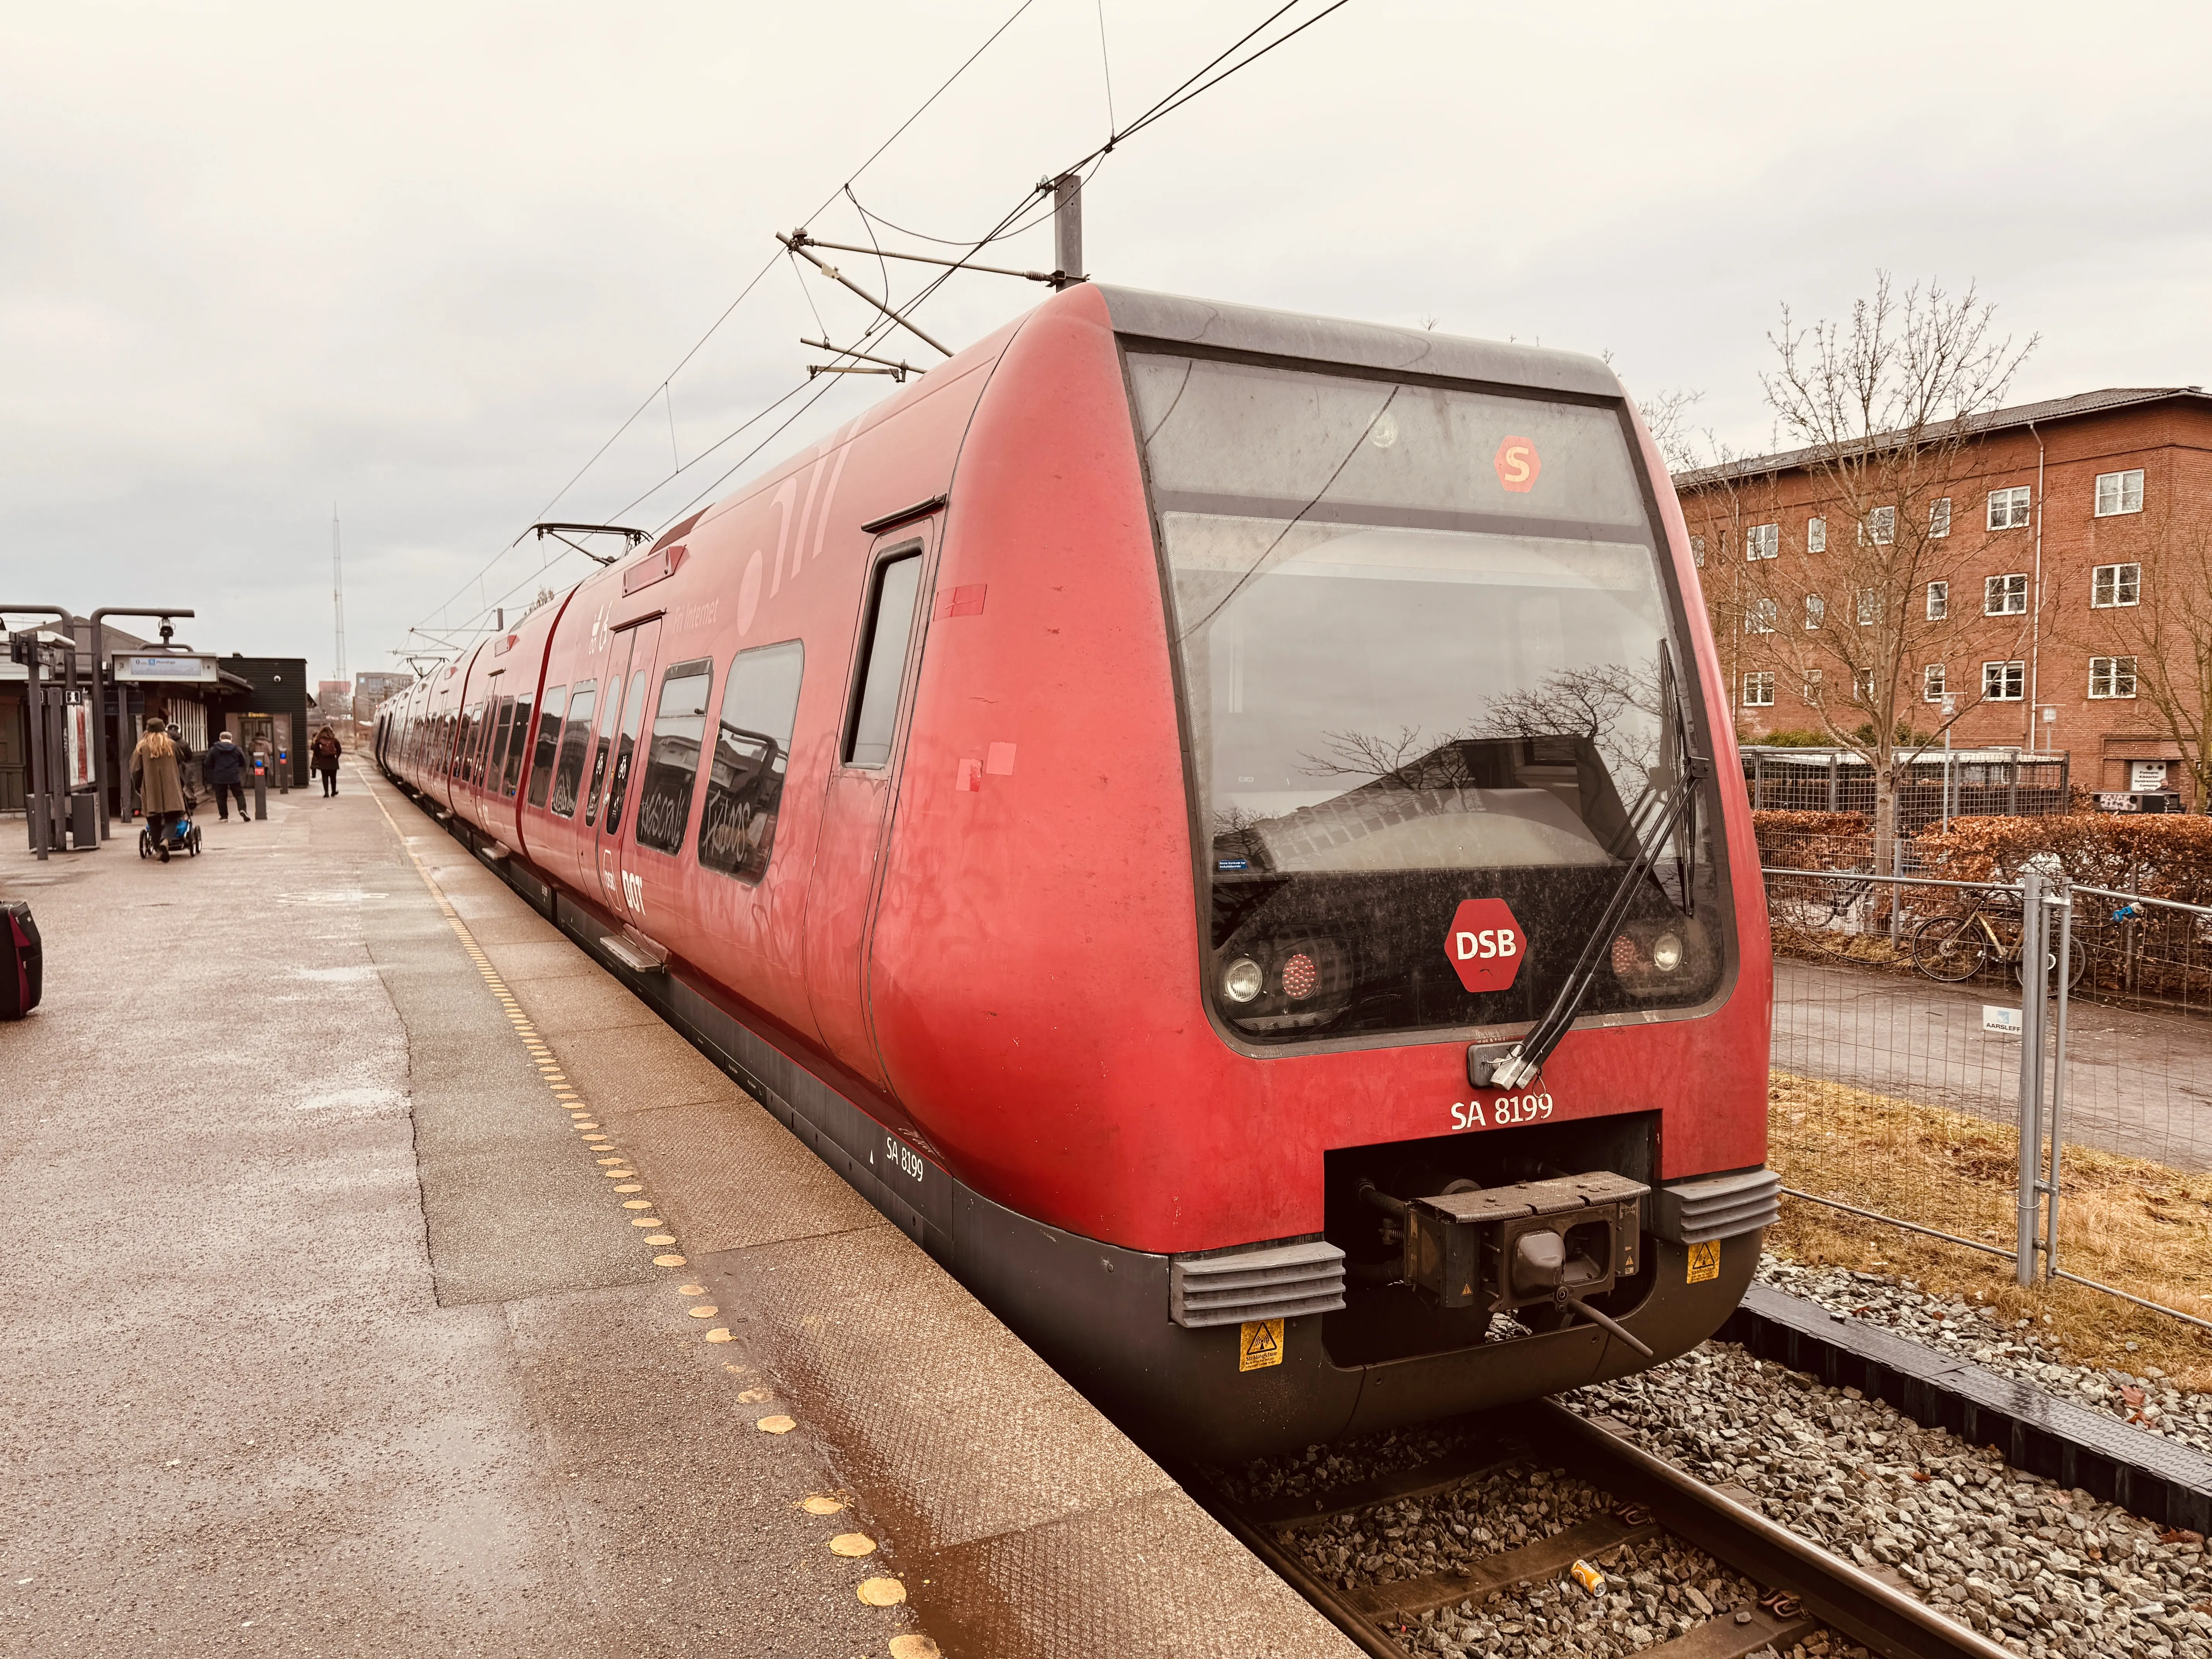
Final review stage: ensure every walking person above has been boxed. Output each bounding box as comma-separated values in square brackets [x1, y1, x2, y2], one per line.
[206, 730, 252, 823]
[312, 726, 343, 797]
[130, 716, 188, 864]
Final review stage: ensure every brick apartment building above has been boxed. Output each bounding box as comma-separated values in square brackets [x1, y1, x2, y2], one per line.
[1674, 387, 2212, 806]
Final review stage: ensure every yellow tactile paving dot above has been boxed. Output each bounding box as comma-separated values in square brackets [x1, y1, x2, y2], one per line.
[828, 1534, 876, 1558]
[801, 1496, 844, 1516]
[654, 1254, 686, 1267]
[888, 1637, 939, 1659]
[704, 1328, 733, 1343]
[621, 1199, 653, 1210]
[756, 1415, 796, 1434]
[687, 1306, 718, 1319]
[629, 1218, 662, 1228]
[857, 1579, 906, 1607]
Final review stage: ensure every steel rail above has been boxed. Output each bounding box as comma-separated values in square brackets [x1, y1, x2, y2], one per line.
[1183, 1401, 2011, 1659]
[1536, 1400, 2012, 1659]
[1172, 1468, 1405, 1659]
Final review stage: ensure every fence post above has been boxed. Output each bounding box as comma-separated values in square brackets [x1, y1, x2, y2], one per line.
[1888, 835, 1904, 949]
[2042, 877, 2073, 1281]
[1827, 753, 1838, 812]
[2016, 869, 2048, 1285]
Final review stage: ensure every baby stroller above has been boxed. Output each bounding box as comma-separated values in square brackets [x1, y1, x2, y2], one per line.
[139, 793, 203, 860]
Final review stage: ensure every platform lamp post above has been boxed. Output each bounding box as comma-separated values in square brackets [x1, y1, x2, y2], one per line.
[88, 607, 194, 839]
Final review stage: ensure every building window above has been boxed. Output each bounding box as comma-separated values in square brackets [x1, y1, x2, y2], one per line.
[1745, 598, 1777, 634]
[1924, 664, 1946, 702]
[2095, 469, 2145, 517]
[1742, 671, 1775, 707]
[1807, 516, 1827, 553]
[1926, 580, 1948, 620]
[1690, 534, 1706, 567]
[1988, 486, 2032, 530]
[1853, 669, 1876, 703]
[1801, 668, 1822, 705]
[1745, 522, 1779, 561]
[2091, 562, 2141, 608]
[2089, 656, 2138, 699]
[1804, 594, 1825, 629]
[1983, 660, 2025, 701]
[1856, 588, 1878, 626]
[1985, 574, 2028, 615]
[1860, 506, 1896, 545]
[1929, 497, 1952, 538]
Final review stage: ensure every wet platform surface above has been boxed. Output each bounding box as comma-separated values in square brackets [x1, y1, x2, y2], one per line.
[0, 770, 1353, 1659]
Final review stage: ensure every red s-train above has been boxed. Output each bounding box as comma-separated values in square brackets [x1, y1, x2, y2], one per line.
[379, 284, 1777, 1458]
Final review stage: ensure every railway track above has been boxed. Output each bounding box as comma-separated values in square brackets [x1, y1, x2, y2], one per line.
[1184, 1400, 2011, 1659]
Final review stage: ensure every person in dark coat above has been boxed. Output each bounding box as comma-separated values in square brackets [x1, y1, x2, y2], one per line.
[130, 717, 188, 863]
[311, 726, 343, 797]
[206, 731, 252, 822]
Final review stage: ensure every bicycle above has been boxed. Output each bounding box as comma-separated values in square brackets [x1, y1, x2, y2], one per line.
[1908, 887, 2087, 990]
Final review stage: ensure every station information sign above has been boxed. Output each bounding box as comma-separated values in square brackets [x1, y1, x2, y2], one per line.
[111, 652, 218, 683]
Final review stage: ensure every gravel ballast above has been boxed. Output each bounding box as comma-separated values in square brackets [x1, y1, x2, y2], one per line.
[1571, 1342, 2212, 1659]
[1759, 1256, 2212, 1456]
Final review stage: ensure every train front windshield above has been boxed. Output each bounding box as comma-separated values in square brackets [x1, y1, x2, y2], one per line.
[1128, 351, 1731, 1044]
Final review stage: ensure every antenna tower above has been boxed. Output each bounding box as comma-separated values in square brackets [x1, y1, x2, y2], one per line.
[332, 504, 347, 682]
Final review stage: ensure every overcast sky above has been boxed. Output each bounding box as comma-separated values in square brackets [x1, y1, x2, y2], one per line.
[6, 0, 2208, 686]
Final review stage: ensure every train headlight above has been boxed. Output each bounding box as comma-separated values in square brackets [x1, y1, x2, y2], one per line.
[1651, 933, 1684, 972]
[1223, 957, 1265, 1003]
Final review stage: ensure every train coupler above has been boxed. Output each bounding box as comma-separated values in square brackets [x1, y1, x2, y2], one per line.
[1360, 1171, 1648, 1318]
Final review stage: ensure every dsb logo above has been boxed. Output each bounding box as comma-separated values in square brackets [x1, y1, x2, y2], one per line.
[1445, 898, 1526, 993]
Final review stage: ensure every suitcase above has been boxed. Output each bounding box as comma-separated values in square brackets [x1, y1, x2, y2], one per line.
[1, 900, 41, 1020]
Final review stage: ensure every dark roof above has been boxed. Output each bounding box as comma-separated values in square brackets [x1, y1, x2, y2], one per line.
[1677, 386, 2210, 488]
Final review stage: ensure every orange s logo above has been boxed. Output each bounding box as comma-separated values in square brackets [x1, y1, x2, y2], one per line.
[1494, 436, 1540, 493]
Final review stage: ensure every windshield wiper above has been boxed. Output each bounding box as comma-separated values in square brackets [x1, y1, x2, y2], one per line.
[1472, 647, 1709, 1091]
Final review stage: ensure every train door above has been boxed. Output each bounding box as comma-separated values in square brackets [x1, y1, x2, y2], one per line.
[802, 527, 933, 1087]
[592, 617, 661, 922]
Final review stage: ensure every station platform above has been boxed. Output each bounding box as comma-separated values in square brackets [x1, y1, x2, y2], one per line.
[0, 771, 1354, 1658]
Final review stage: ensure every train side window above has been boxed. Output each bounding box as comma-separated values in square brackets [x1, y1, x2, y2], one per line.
[843, 548, 924, 768]
[585, 672, 628, 826]
[699, 641, 803, 883]
[635, 658, 714, 855]
[549, 681, 597, 817]
[526, 685, 567, 807]
[453, 701, 482, 778]
[486, 694, 517, 789]
[501, 690, 533, 797]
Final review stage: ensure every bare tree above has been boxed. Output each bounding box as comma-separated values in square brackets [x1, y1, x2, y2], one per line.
[2066, 502, 2212, 811]
[1733, 275, 2037, 867]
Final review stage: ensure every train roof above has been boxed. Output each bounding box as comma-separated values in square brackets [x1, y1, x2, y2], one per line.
[1092, 284, 1621, 402]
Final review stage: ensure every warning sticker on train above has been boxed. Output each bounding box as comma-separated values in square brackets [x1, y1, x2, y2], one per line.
[1238, 1318, 1285, 1372]
[1446, 898, 1526, 993]
[1685, 1240, 1721, 1284]
[1494, 436, 1541, 493]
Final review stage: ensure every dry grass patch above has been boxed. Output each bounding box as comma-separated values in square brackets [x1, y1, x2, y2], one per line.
[1768, 1070, 2212, 1392]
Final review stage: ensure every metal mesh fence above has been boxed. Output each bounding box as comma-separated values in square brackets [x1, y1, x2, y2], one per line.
[1760, 861, 2212, 1333]
[1743, 747, 2071, 836]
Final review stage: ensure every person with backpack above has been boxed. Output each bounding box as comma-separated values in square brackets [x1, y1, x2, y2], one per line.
[312, 726, 343, 797]
[206, 731, 252, 822]
[130, 716, 189, 862]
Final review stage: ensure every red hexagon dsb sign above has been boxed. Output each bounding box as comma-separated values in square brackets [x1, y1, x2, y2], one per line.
[1446, 899, 1526, 993]
[1493, 436, 1540, 493]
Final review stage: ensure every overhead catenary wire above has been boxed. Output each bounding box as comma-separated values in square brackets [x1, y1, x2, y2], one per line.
[416, 0, 1362, 651]
[409, 0, 1044, 644]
